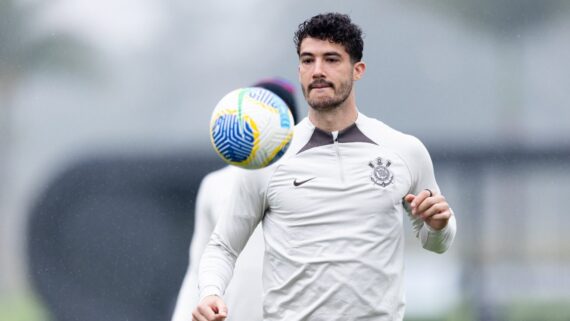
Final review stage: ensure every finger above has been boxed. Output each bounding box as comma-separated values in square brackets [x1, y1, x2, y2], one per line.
[192, 309, 209, 321]
[404, 194, 415, 204]
[213, 302, 228, 320]
[411, 189, 433, 209]
[430, 210, 452, 221]
[425, 209, 452, 231]
[198, 304, 218, 320]
[218, 303, 228, 317]
[213, 314, 227, 321]
[416, 194, 446, 215]
[414, 194, 436, 215]
[420, 201, 449, 219]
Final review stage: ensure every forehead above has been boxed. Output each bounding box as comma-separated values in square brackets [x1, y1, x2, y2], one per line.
[299, 37, 348, 57]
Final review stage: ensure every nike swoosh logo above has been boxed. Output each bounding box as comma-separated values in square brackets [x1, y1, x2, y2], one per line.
[293, 177, 316, 187]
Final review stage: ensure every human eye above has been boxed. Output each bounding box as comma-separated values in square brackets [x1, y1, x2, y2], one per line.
[326, 56, 340, 63]
[301, 57, 314, 65]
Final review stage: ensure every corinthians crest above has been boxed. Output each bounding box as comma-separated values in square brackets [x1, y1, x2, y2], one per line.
[369, 157, 394, 187]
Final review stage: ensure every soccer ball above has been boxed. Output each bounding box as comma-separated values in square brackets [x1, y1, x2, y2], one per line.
[209, 87, 295, 169]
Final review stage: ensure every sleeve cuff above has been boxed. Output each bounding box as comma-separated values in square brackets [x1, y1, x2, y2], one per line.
[422, 221, 449, 234]
[420, 210, 456, 254]
[199, 286, 222, 301]
[422, 208, 455, 234]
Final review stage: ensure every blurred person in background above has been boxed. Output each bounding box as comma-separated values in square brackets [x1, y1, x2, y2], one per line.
[171, 78, 299, 321]
[193, 13, 457, 321]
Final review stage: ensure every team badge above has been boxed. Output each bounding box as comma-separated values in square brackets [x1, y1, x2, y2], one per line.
[369, 157, 394, 187]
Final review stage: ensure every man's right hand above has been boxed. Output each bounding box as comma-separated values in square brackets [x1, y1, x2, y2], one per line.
[192, 295, 228, 321]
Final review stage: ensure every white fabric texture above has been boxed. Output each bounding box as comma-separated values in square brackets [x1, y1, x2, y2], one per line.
[171, 166, 265, 321]
[199, 112, 457, 321]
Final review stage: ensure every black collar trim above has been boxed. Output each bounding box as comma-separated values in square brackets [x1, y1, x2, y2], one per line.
[297, 123, 377, 154]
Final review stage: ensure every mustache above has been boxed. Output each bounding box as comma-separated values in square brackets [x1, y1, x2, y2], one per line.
[308, 79, 334, 90]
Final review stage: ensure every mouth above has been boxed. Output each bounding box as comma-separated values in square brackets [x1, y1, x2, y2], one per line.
[309, 80, 333, 91]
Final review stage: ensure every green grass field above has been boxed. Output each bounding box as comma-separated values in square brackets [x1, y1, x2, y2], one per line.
[2, 293, 570, 321]
[0, 292, 48, 321]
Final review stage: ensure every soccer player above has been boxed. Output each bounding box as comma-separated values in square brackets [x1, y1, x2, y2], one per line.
[171, 78, 299, 321]
[193, 13, 457, 321]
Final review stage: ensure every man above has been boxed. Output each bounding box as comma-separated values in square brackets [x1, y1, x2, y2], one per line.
[172, 78, 299, 321]
[193, 13, 457, 321]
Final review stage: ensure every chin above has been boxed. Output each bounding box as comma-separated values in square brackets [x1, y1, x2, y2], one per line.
[308, 99, 341, 111]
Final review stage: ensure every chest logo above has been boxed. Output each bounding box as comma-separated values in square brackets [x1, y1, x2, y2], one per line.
[293, 177, 316, 187]
[369, 157, 394, 187]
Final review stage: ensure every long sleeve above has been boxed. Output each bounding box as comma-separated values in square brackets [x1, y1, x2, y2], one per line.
[418, 213, 456, 253]
[198, 167, 268, 300]
[405, 202, 457, 254]
[403, 135, 457, 253]
[171, 173, 217, 321]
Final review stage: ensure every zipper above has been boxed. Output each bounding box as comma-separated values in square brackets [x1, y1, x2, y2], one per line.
[332, 131, 345, 184]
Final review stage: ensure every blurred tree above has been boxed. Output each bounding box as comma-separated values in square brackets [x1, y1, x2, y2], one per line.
[423, 0, 570, 37]
[0, 0, 93, 214]
[414, 2, 570, 321]
[0, 0, 94, 297]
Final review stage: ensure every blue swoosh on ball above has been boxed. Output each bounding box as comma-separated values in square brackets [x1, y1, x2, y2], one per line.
[212, 114, 254, 162]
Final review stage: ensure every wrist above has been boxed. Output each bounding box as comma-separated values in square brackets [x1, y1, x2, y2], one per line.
[199, 286, 222, 301]
[424, 208, 454, 232]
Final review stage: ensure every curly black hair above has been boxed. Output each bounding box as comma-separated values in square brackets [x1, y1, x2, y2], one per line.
[294, 13, 364, 63]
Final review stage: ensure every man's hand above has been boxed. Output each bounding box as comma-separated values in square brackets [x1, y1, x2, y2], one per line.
[192, 295, 228, 321]
[404, 189, 452, 231]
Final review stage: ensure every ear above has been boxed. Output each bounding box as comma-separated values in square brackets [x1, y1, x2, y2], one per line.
[353, 61, 366, 81]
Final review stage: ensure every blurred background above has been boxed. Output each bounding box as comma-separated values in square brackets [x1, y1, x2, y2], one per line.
[1, 0, 570, 320]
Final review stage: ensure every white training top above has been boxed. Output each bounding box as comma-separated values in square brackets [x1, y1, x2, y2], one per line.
[199, 112, 457, 321]
[171, 166, 265, 321]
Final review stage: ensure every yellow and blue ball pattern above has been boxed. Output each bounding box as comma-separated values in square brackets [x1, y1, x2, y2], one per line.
[210, 87, 294, 169]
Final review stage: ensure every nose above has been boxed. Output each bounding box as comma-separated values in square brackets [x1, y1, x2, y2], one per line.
[312, 59, 325, 79]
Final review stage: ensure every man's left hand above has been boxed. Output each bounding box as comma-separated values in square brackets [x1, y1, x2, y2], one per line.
[404, 189, 452, 231]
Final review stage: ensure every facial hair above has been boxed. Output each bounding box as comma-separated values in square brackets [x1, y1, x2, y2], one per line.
[303, 77, 353, 111]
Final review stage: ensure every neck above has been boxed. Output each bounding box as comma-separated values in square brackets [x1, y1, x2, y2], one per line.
[308, 97, 358, 132]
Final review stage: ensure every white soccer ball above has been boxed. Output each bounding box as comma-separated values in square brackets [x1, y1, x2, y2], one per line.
[209, 87, 295, 169]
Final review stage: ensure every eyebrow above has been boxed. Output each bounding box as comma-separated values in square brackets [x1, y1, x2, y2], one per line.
[300, 51, 342, 58]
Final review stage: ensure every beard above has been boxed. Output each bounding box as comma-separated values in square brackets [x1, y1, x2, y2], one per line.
[303, 77, 353, 111]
